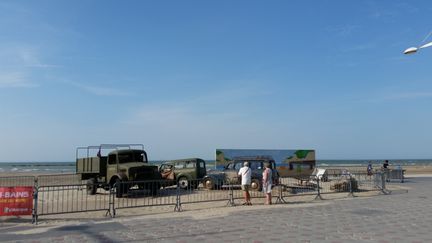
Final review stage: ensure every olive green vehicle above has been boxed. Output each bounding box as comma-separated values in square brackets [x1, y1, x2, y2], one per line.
[76, 144, 161, 197]
[159, 158, 207, 189]
[203, 156, 279, 191]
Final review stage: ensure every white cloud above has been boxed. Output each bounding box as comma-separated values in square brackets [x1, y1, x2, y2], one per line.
[18, 48, 60, 68]
[66, 81, 132, 96]
[383, 92, 432, 100]
[325, 24, 360, 37]
[116, 85, 296, 159]
[0, 72, 37, 88]
[341, 43, 376, 52]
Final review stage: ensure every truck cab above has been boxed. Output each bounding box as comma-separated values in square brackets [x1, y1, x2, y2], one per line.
[76, 144, 161, 197]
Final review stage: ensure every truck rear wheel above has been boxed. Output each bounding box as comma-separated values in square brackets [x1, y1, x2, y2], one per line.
[86, 178, 97, 195]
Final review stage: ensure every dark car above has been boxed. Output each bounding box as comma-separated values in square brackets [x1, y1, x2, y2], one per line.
[203, 156, 279, 191]
[159, 158, 207, 189]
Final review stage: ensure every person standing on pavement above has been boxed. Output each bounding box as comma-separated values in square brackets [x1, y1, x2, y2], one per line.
[238, 161, 252, 205]
[383, 160, 389, 169]
[262, 162, 273, 205]
[383, 160, 390, 182]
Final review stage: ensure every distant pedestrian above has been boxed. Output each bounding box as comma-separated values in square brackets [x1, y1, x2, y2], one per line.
[383, 160, 389, 169]
[367, 161, 373, 176]
[383, 160, 390, 182]
[262, 162, 273, 205]
[238, 161, 252, 205]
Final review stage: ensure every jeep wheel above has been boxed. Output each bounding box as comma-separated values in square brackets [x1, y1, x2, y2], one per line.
[86, 178, 97, 195]
[251, 178, 261, 191]
[203, 178, 214, 190]
[178, 177, 190, 190]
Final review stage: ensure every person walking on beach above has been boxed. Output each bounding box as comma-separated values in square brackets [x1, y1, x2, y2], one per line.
[238, 161, 252, 205]
[262, 162, 273, 205]
[367, 161, 373, 176]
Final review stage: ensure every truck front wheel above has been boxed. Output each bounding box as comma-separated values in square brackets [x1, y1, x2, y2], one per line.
[115, 178, 128, 198]
[86, 178, 97, 195]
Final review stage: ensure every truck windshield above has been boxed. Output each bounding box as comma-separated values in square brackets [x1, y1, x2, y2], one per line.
[118, 152, 146, 164]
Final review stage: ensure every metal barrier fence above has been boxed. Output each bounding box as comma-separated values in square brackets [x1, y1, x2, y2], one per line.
[384, 169, 405, 183]
[0, 172, 388, 223]
[33, 183, 111, 224]
[0, 174, 81, 187]
[0, 176, 36, 187]
[113, 180, 178, 216]
[36, 174, 81, 186]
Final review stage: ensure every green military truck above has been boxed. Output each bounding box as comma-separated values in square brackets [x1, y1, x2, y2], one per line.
[76, 144, 161, 197]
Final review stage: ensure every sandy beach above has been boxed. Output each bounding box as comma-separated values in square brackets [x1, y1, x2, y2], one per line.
[1, 164, 431, 178]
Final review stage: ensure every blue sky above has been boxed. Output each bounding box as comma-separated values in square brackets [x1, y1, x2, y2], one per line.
[1, 0, 432, 161]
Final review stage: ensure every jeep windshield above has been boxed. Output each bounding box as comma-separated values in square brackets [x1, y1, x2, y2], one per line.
[118, 152, 147, 164]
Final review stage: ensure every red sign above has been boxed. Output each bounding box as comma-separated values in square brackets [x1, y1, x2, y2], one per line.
[0, 187, 33, 216]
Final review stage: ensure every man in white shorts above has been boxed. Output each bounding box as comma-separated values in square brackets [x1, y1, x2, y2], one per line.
[238, 161, 252, 205]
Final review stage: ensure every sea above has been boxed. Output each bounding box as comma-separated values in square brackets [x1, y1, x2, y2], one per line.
[0, 159, 431, 174]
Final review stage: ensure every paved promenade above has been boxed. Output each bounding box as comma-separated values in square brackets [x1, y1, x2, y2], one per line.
[1, 177, 431, 242]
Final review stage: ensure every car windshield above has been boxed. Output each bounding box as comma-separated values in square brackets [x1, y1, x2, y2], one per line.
[118, 152, 146, 164]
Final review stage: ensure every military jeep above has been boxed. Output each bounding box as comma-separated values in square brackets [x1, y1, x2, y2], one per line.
[76, 144, 161, 197]
[159, 158, 207, 189]
[203, 156, 279, 190]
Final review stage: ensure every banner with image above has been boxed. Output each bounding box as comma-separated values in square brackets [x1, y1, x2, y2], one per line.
[216, 149, 316, 177]
[0, 187, 33, 216]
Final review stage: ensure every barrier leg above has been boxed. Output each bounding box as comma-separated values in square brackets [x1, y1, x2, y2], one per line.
[226, 184, 235, 207]
[107, 185, 114, 218]
[347, 175, 355, 198]
[275, 184, 287, 204]
[314, 177, 323, 200]
[32, 183, 38, 225]
[174, 183, 182, 212]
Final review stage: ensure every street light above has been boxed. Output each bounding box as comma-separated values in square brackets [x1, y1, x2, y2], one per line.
[404, 41, 432, 54]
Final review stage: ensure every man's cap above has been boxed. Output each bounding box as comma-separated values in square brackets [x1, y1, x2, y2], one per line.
[243, 161, 249, 166]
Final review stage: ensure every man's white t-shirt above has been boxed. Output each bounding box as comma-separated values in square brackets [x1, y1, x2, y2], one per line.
[238, 166, 251, 185]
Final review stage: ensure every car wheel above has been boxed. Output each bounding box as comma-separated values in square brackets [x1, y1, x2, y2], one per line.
[203, 178, 214, 190]
[250, 178, 261, 191]
[178, 177, 189, 190]
[86, 178, 97, 195]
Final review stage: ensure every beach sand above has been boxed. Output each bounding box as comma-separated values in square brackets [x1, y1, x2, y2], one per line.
[1, 164, 431, 177]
